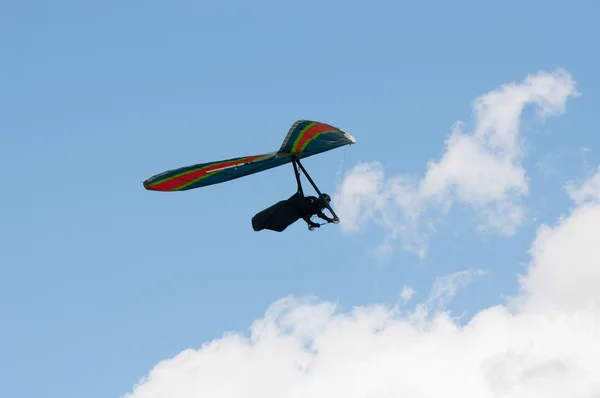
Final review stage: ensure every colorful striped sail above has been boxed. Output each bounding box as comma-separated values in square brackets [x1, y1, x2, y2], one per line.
[143, 120, 355, 192]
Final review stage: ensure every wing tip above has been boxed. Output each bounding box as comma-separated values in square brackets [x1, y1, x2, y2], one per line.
[338, 128, 356, 144]
[142, 177, 168, 191]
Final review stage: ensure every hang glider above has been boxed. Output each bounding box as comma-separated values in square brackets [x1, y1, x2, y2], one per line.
[143, 120, 355, 227]
[143, 120, 356, 192]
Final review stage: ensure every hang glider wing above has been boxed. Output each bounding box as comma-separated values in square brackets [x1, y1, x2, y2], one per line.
[143, 120, 355, 192]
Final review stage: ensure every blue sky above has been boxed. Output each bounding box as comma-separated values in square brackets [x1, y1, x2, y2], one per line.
[2, 1, 600, 397]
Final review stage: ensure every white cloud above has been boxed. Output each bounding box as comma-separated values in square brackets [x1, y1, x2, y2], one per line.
[565, 166, 600, 206]
[332, 162, 426, 258]
[120, 267, 488, 398]
[400, 286, 415, 305]
[517, 167, 600, 315]
[335, 68, 579, 258]
[425, 269, 485, 311]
